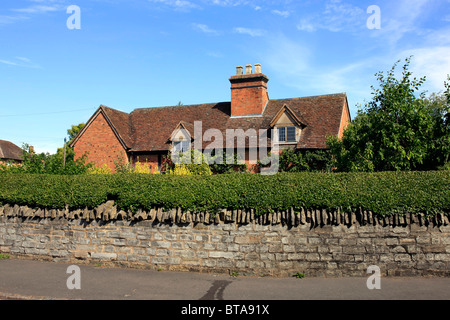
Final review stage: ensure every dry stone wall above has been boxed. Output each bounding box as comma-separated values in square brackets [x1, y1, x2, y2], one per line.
[0, 202, 449, 277]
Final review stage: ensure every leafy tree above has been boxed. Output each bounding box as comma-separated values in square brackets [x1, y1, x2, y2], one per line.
[422, 88, 450, 169]
[44, 146, 91, 175]
[67, 123, 85, 144]
[21, 143, 48, 174]
[50, 122, 91, 174]
[277, 148, 333, 172]
[10, 123, 92, 175]
[327, 57, 450, 172]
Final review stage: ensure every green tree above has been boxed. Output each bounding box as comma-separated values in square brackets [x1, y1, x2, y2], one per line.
[20, 143, 49, 174]
[277, 148, 332, 172]
[16, 123, 91, 175]
[67, 123, 85, 144]
[327, 57, 449, 172]
[51, 122, 91, 174]
[422, 88, 450, 169]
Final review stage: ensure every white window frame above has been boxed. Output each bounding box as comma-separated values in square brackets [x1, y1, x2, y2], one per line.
[277, 126, 297, 143]
[173, 140, 190, 153]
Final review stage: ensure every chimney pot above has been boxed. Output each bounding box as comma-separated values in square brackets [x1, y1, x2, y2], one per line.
[230, 64, 269, 117]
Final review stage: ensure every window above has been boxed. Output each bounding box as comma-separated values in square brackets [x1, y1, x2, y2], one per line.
[173, 140, 190, 153]
[278, 126, 296, 142]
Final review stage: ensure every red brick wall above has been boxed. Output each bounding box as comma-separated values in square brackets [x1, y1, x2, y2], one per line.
[73, 112, 128, 172]
[230, 77, 269, 116]
[132, 153, 160, 173]
[338, 101, 351, 139]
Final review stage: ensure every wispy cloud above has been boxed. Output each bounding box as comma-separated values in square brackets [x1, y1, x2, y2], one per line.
[206, 0, 248, 6]
[297, 19, 316, 32]
[0, 14, 29, 25]
[296, 0, 365, 33]
[206, 51, 224, 58]
[1, 0, 65, 25]
[271, 10, 290, 18]
[0, 57, 40, 68]
[192, 23, 220, 35]
[233, 27, 265, 37]
[148, 0, 200, 11]
[149, 0, 261, 11]
[261, 33, 384, 113]
[12, 5, 60, 14]
[368, 0, 433, 46]
[399, 46, 450, 93]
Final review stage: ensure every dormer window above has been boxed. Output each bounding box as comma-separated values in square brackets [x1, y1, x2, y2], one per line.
[170, 121, 193, 155]
[278, 126, 296, 142]
[173, 140, 190, 153]
[269, 104, 305, 145]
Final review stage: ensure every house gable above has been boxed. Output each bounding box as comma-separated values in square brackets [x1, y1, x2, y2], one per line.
[170, 121, 193, 142]
[338, 96, 352, 139]
[71, 107, 128, 171]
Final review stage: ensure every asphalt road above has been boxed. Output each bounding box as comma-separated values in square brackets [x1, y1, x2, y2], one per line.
[1, 258, 449, 302]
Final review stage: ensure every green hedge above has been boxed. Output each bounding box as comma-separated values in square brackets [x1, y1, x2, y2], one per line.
[0, 171, 449, 217]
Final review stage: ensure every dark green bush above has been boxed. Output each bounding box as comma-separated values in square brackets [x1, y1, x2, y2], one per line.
[0, 171, 448, 217]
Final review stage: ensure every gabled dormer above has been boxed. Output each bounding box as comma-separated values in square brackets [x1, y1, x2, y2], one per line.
[169, 121, 193, 153]
[269, 105, 306, 144]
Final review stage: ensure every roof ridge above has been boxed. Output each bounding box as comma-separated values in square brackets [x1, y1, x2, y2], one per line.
[100, 104, 130, 115]
[131, 102, 229, 112]
[269, 92, 347, 101]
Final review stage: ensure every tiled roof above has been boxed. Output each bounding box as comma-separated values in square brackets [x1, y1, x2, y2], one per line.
[0, 140, 24, 161]
[79, 93, 349, 152]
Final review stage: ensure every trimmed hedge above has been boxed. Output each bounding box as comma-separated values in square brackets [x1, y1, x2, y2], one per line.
[0, 171, 449, 217]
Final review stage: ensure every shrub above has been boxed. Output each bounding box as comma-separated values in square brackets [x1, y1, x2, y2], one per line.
[88, 163, 112, 175]
[169, 163, 192, 175]
[134, 161, 152, 174]
[0, 171, 448, 217]
[169, 149, 212, 176]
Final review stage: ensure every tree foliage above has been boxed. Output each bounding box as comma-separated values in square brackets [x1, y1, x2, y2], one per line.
[327, 57, 450, 172]
[277, 148, 333, 172]
[0, 123, 91, 175]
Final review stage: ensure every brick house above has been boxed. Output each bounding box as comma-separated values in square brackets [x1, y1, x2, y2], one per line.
[70, 64, 351, 172]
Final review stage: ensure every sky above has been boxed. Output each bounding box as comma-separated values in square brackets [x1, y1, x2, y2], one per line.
[0, 0, 449, 154]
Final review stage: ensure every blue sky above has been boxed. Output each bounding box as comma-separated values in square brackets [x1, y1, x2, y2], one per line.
[1, 0, 449, 154]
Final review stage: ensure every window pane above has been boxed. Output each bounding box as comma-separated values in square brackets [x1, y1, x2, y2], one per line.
[286, 127, 296, 141]
[278, 127, 286, 141]
[182, 141, 190, 152]
[173, 141, 181, 152]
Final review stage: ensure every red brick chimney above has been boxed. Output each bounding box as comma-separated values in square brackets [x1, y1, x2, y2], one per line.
[229, 63, 269, 117]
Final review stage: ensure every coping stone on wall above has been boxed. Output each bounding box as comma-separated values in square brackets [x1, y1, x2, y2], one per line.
[0, 202, 449, 229]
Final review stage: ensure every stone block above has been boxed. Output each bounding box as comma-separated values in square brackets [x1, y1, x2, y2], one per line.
[421, 245, 446, 253]
[151, 241, 170, 249]
[90, 252, 117, 260]
[210, 251, 235, 259]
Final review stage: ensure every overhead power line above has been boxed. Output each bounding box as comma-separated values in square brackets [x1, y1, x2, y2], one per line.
[0, 108, 93, 118]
